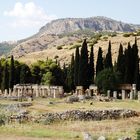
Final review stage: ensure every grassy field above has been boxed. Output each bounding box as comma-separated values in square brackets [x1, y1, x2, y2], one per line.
[0, 98, 140, 140]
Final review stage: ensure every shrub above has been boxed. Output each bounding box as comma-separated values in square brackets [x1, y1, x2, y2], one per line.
[123, 33, 132, 37]
[57, 45, 63, 50]
[69, 44, 81, 50]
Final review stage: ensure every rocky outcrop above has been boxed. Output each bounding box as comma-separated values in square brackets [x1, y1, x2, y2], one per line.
[35, 109, 138, 124]
[39, 16, 140, 35]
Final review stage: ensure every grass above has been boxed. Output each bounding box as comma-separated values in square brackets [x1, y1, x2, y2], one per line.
[0, 98, 140, 139]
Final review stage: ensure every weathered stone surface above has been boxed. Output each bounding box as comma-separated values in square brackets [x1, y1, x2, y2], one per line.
[66, 96, 79, 103]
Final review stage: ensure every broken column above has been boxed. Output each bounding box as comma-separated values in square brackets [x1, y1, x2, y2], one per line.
[113, 91, 117, 99]
[122, 90, 126, 100]
[130, 90, 134, 100]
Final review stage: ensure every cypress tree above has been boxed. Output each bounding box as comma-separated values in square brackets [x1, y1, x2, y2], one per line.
[96, 47, 104, 76]
[116, 43, 125, 83]
[67, 54, 75, 91]
[104, 41, 113, 69]
[2, 61, 9, 91]
[9, 55, 15, 90]
[133, 37, 140, 89]
[124, 43, 132, 83]
[79, 39, 88, 89]
[74, 47, 80, 86]
[88, 45, 94, 85]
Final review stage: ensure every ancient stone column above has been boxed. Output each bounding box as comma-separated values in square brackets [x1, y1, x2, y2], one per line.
[36, 87, 39, 97]
[113, 91, 117, 99]
[107, 90, 111, 98]
[17, 88, 21, 97]
[9, 88, 12, 97]
[4, 89, 8, 97]
[130, 90, 134, 100]
[138, 91, 140, 101]
[53, 89, 56, 98]
[122, 90, 126, 100]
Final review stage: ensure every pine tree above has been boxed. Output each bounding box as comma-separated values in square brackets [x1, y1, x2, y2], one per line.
[116, 43, 125, 83]
[88, 45, 94, 85]
[9, 55, 15, 90]
[1, 61, 9, 91]
[96, 47, 104, 76]
[79, 39, 89, 89]
[104, 41, 113, 69]
[74, 47, 80, 86]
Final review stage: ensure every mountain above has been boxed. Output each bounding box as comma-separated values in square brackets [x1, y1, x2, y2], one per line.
[38, 16, 140, 35]
[10, 16, 140, 62]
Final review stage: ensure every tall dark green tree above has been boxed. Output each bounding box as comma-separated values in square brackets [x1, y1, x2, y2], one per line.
[124, 43, 132, 83]
[20, 64, 31, 84]
[96, 47, 104, 76]
[9, 55, 15, 90]
[1, 61, 9, 91]
[74, 47, 80, 86]
[104, 41, 113, 69]
[116, 43, 125, 83]
[79, 39, 89, 89]
[66, 54, 75, 91]
[133, 37, 140, 89]
[88, 45, 94, 85]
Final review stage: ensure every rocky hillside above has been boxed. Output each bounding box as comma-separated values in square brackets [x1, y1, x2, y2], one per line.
[39, 16, 140, 35]
[9, 16, 140, 64]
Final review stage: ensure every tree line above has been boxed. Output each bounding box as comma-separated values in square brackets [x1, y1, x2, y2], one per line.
[0, 37, 139, 93]
[66, 37, 140, 92]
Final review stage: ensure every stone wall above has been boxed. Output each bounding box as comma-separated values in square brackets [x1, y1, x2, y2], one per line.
[35, 109, 138, 123]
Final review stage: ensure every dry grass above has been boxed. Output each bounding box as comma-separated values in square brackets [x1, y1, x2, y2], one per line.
[0, 98, 140, 139]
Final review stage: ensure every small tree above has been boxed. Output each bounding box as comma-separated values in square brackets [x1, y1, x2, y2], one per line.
[95, 68, 120, 93]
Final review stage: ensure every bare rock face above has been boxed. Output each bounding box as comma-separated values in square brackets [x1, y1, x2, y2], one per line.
[39, 16, 139, 35]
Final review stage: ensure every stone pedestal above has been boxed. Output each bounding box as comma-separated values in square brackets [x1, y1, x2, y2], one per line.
[107, 90, 111, 98]
[122, 90, 126, 100]
[113, 91, 117, 99]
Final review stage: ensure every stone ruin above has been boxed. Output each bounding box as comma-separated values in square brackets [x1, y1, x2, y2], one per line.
[74, 84, 140, 101]
[107, 84, 140, 100]
[1, 84, 64, 99]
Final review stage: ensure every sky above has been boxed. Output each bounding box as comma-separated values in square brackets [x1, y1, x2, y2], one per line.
[0, 0, 140, 41]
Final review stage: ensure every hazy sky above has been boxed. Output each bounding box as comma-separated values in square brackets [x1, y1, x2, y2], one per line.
[1, 0, 140, 41]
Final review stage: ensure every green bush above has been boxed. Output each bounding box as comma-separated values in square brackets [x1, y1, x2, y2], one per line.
[57, 45, 63, 50]
[123, 33, 132, 37]
[69, 44, 81, 50]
